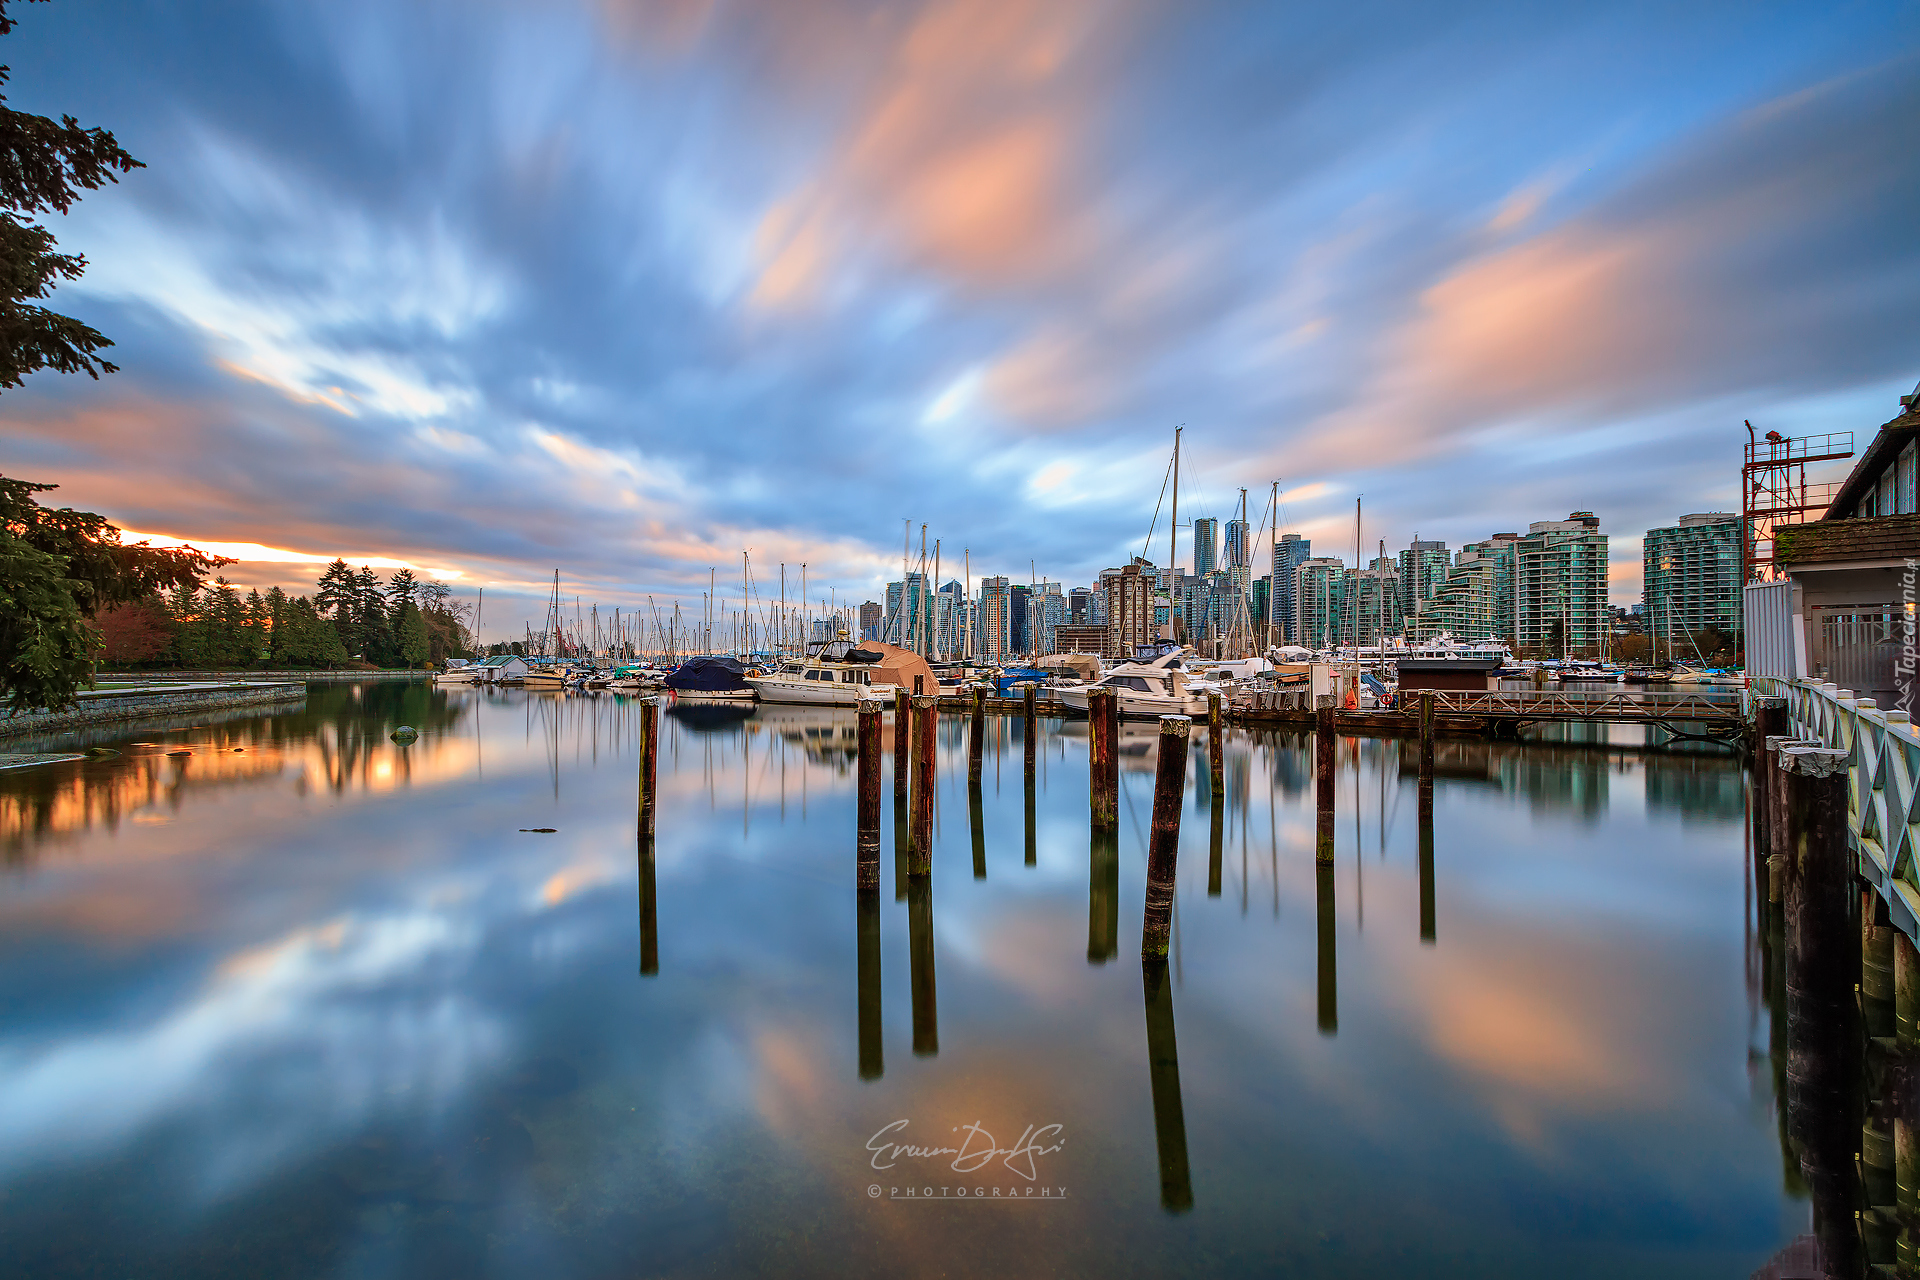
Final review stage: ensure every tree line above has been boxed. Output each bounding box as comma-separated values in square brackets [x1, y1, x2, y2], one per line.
[98, 560, 475, 671]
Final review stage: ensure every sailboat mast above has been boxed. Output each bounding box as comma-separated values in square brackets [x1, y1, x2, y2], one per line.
[933, 539, 942, 662]
[963, 549, 972, 661]
[1168, 426, 1181, 633]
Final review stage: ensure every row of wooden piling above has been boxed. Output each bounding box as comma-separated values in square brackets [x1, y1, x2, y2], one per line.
[1752, 695, 1920, 1276]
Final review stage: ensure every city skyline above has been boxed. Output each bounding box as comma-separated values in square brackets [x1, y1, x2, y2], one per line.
[0, 2, 1913, 634]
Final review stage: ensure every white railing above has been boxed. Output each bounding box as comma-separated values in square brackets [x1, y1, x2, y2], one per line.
[1762, 676, 1920, 935]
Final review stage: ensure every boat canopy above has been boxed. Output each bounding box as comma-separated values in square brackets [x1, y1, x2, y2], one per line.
[666, 655, 751, 692]
[840, 642, 938, 694]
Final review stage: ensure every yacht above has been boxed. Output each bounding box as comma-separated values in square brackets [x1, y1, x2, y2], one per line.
[1056, 649, 1210, 718]
[745, 640, 936, 707]
[664, 655, 757, 703]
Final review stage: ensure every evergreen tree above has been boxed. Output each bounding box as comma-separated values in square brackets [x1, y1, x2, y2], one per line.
[386, 568, 416, 620]
[354, 565, 391, 663]
[396, 599, 428, 669]
[0, 0, 144, 392]
[264, 585, 289, 663]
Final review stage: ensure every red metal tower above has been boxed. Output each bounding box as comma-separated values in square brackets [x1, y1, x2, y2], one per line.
[1741, 421, 1853, 582]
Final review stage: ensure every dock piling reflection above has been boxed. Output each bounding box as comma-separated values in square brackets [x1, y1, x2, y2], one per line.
[1089, 828, 1118, 963]
[1316, 858, 1337, 1034]
[908, 876, 938, 1056]
[1142, 959, 1193, 1213]
[970, 775, 987, 879]
[858, 890, 883, 1080]
[638, 834, 658, 977]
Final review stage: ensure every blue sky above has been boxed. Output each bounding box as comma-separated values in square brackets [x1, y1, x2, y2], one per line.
[0, 0, 1915, 634]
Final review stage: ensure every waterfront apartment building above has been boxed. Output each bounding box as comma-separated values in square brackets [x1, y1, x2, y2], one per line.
[1104, 560, 1158, 656]
[1294, 558, 1348, 649]
[1354, 564, 1402, 644]
[1410, 551, 1500, 642]
[1514, 512, 1609, 655]
[858, 600, 881, 641]
[1272, 533, 1311, 644]
[1397, 539, 1452, 622]
[976, 576, 1012, 659]
[1642, 513, 1741, 642]
[1192, 518, 1219, 578]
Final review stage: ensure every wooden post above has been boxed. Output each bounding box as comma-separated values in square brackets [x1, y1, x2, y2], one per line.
[1207, 692, 1224, 794]
[1090, 686, 1118, 831]
[909, 694, 937, 876]
[893, 687, 910, 799]
[857, 700, 882, 890]
[1780, 743, 1862, 1278]
[1088, 827, 1118, 964]
[1142, 959, 1194, 1213]
[1023, 681, 1037, 772]
[969, 684, 986, 781]
[857, 890, 882, 1079]
[638, 833, 658, 977]
[637, 696, 659, 839]
[1899, 937, 1920, 1274]
[1752, 698, 1787, 894]
[1315, 697, 1336, 864]
[1141, 715, 1191, 959]
[908, 875, 938, 1056]
[1863, 889, 1896, 1037]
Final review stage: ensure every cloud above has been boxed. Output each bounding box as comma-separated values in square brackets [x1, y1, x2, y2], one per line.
[0, 0, 1913, 614]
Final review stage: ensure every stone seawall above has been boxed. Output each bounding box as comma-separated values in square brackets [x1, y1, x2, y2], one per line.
[0, 682, 309, 742]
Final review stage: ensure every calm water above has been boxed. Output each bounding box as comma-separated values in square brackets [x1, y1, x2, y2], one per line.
[0, 682, 1799, 1277]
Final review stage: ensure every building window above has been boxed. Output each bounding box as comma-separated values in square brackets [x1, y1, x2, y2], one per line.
[1900, 442, 1917, 515]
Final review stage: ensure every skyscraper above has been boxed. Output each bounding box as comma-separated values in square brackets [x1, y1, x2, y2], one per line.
[976, 577, 1012, 659]
[858, 600, 881, 641]
[1104, 560, 1156, 657]
[1225, 518, 1250, 569]
[1272, 533, 1311, 644]
[1396, 539, 1452, 621]
[1192, 517, 1218, 578]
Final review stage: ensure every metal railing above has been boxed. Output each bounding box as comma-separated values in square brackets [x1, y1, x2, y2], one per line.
[1431, 688, 1742, 722]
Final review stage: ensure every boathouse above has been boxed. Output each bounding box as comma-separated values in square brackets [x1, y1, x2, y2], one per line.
[1746, 378, 1920, 713]
[1394, 656, 1501, 693]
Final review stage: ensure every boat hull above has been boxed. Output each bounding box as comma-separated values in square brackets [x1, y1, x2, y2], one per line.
[745, 676, 898, 706]
[1057, 685, 1207, 718]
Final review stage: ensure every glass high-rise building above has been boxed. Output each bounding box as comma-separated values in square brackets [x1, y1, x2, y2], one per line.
[1515, 512, 1609, 655]
[1642, 513, 1741, 644]
[1192, 518, 1219, 578]
[1272, 533, 1311, 644]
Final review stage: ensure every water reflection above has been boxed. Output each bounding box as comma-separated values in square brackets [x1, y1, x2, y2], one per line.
[0, 685, 1808, 1277]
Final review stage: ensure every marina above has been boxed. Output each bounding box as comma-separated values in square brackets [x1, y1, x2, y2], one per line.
[0, 680, 1813, 1276]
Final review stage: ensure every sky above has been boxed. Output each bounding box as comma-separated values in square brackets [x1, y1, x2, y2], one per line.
[0, 0, 1916, 637]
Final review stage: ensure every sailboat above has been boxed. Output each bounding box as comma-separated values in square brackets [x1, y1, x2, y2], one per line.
[523, 572, 571, 689]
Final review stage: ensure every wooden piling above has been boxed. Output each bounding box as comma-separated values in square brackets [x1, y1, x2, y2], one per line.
[1864, 888, 1896, 1038]
[1207, 692, 1224, 793]
[1896, 931, 1920, 1269]
[857, 891, 882, 1079]
[1752, 698, 1787, 898]
[857, 700, 882, 891]
[638, 834, 658, 977]
[1780, 743, 1862, 1278]
[1141, 715, 1191, 959]
[909, 694, 938, 876]
[1024, 765, 1037, 867]
[969, 684, 986, 781]
[1315, 697, 1336, 864]
[908, 875, 938, 1056]
[1023, 681, 1037, 771]
[1089, 686, 1118, 831]
[893, 688, 910, 799]
[637, 696, 659, 839]
[1142, 959, 1194, 1213]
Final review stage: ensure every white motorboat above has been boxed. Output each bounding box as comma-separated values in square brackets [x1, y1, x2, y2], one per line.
[747, 641, 938, 706]
[1056, 650, 1210, 718]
